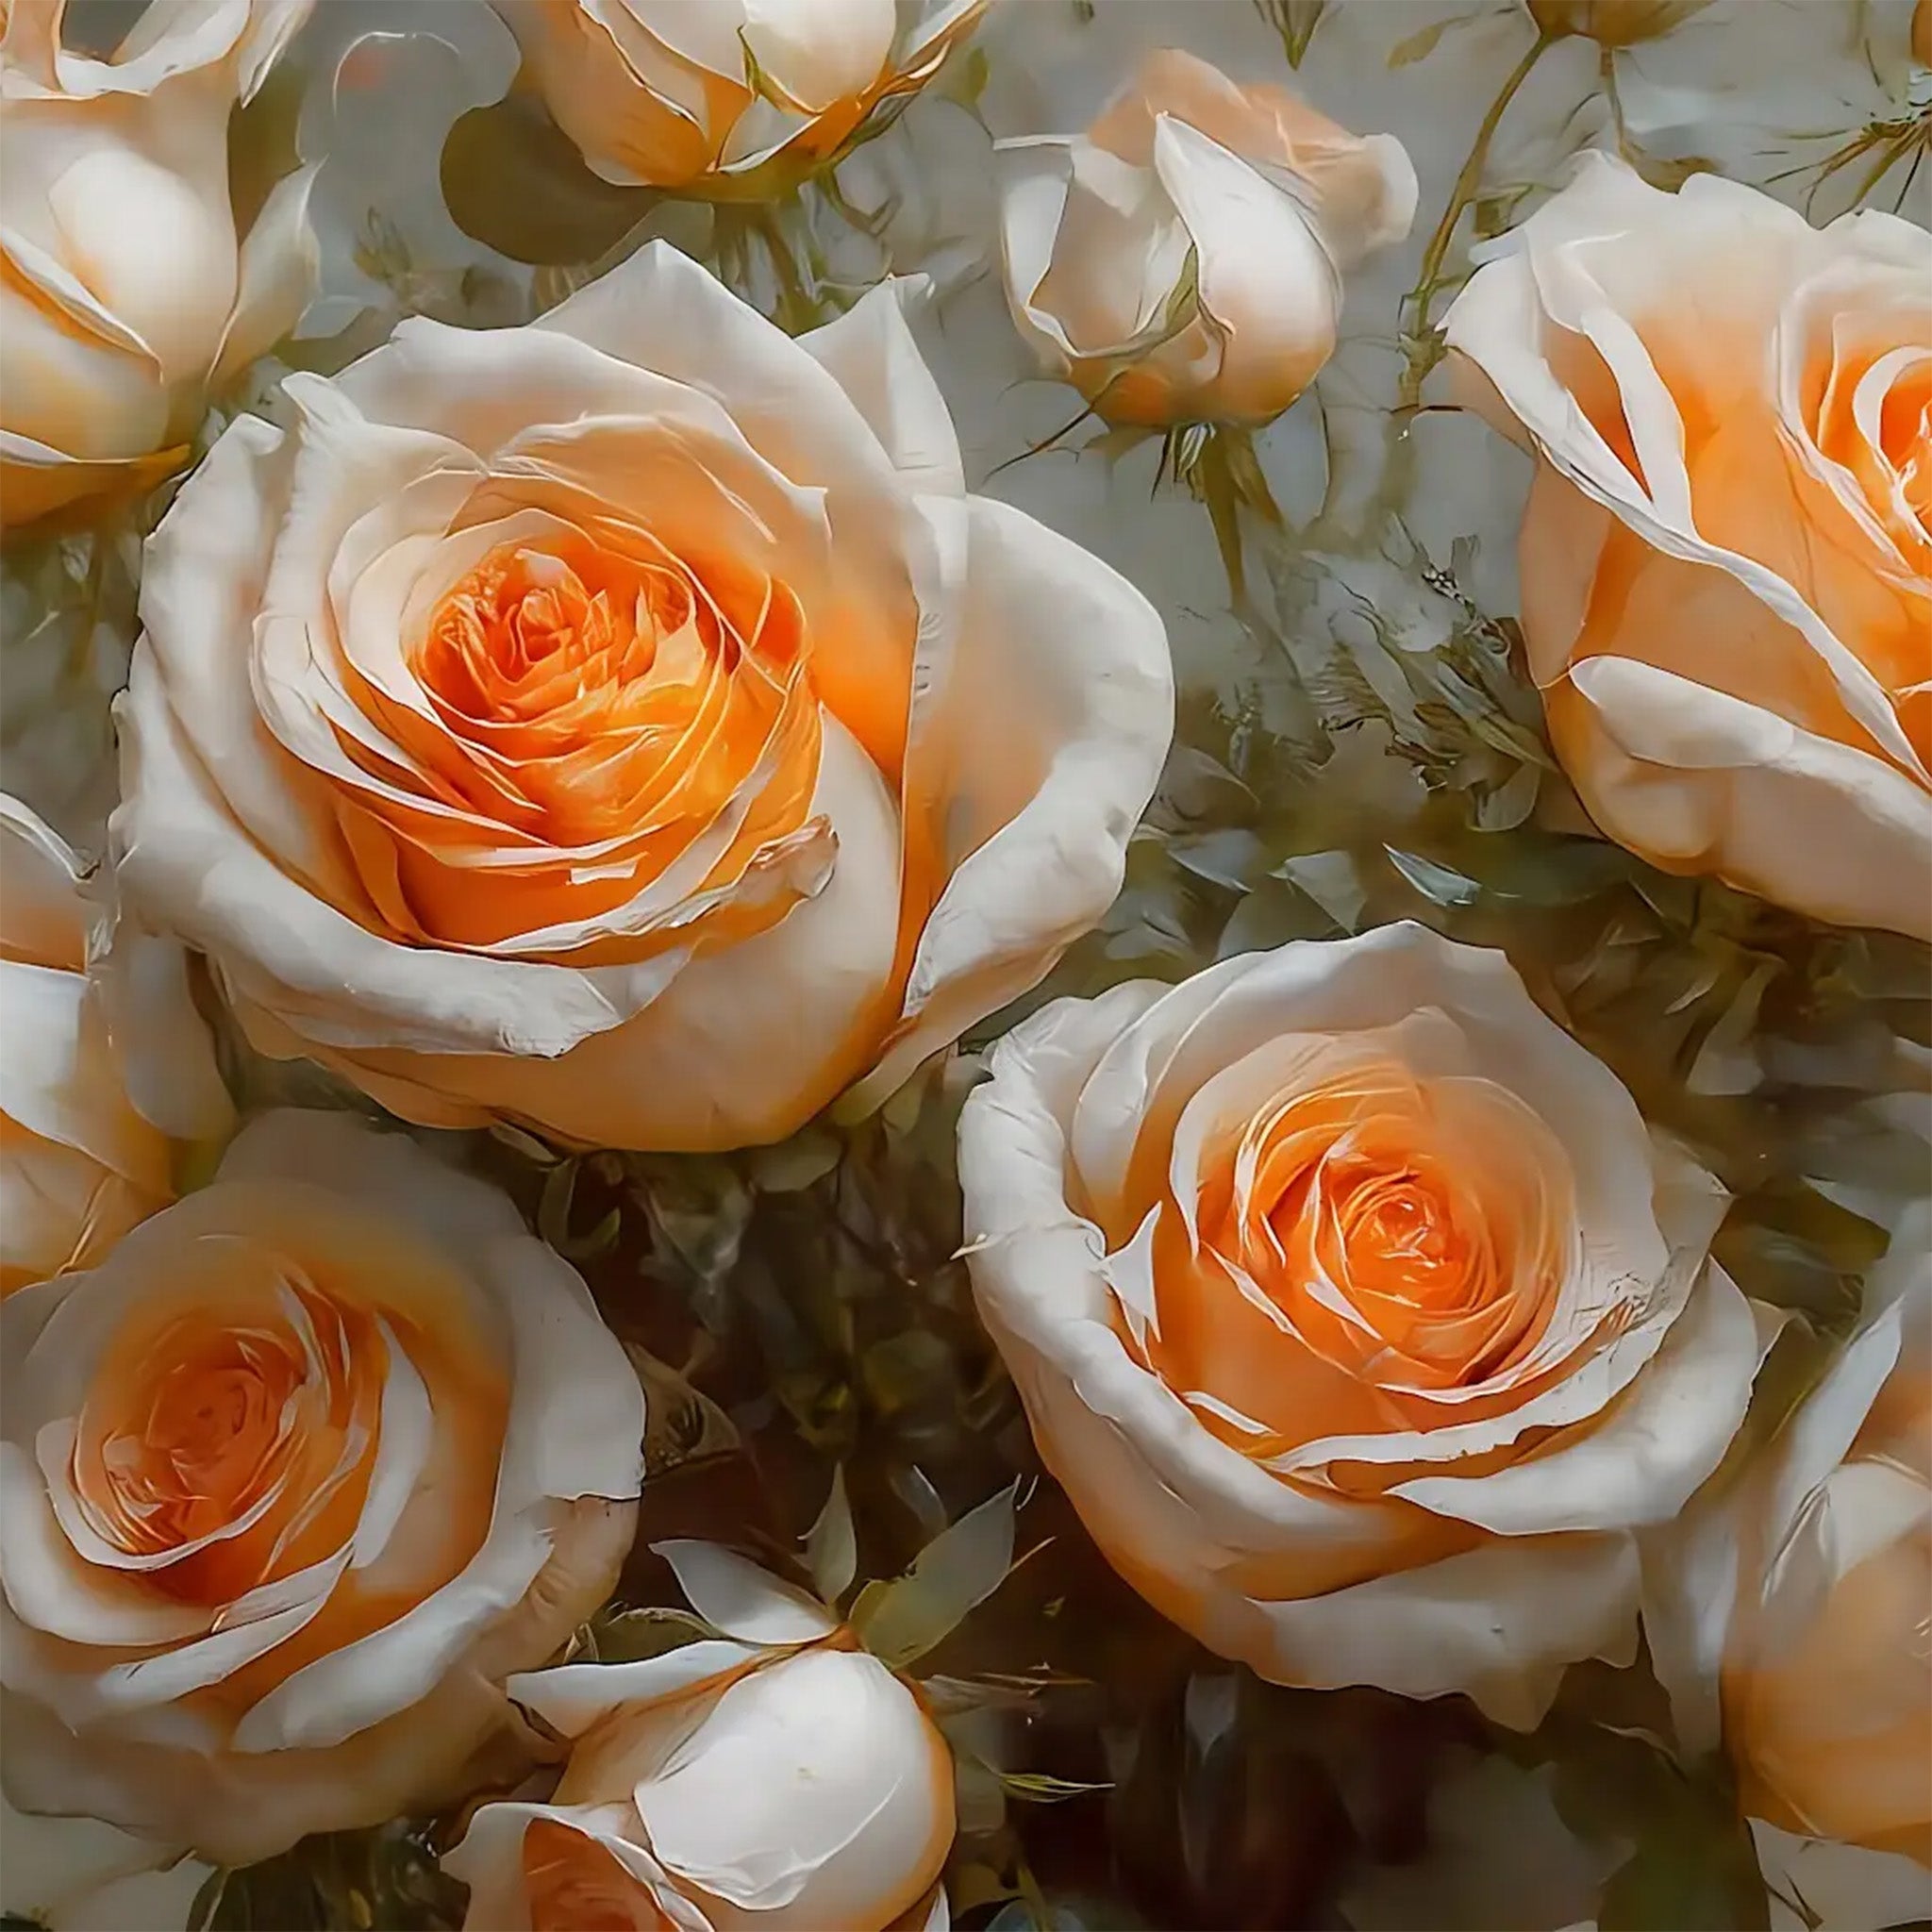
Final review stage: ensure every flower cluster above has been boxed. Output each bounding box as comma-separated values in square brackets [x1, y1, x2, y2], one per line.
[0, 0, 1926, 1927]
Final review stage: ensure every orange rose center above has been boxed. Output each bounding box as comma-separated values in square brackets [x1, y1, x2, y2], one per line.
[72, 1270, 383, 1605]
[327, 525, 824, 952]
[1137, 1046, 1577, 1453]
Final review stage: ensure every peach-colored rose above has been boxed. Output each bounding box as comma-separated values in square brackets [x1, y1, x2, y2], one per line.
[447, 1542, 954, 1931]
[0, 793, 174, 1294]
[998, 47, 1416, 428]
[496, 0, 984, 197]
[959, 922, 1761, 1727]
[0, 1109, 644, 1867]
[1444, 155, 1932, 941]
[108, 247, 1172, 1153]
[1647, 1210, 1930, 1930]
[0, 0, 319, 527]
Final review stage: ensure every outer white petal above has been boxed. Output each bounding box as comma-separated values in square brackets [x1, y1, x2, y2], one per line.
[1751, 1818, 1932, 1932]
[509, 1644, 768, 1739]
[741, 0, 895, 114]
[0, 1790, 212, 1932]
[635, 1648, 953, 1930]
[844, 496, 1173, 1110]
[0, 796, 88, 970]
[653, 1542, 839, 1646]
[798, 278, 963, 501]
[1559, 655, 1932, 942]
[208, 161, 320, 391]
[1151, 115, 1341, 425]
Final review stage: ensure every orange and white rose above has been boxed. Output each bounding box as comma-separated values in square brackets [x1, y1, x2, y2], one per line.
[447, 1542, 954, 1931]
[0, 1108, 643, 1867]
[108, 246, 1173, 1154]
[496, 0, 985, 197]
[1645, 1209, 1930, 1932]
[998, 48, 1416, 428]
[959, 921, 1762, 1726]
[1444, 155, 1932, 941]
[0, 792, 214, 1295]
[0, 0, 319, 527]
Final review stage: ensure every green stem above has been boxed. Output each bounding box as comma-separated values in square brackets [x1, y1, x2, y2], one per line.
[1398, 28, 1552, 410]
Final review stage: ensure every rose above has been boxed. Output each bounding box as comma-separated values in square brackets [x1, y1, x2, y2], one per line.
[1443, 154, 1932, 940]
[0, 792, 180, 1294]
[958, 921, 1763, 1727]
[1645, 1210, 1930, 1929]
[495, 0, 985, 197]
[447, 1541, 955, 1931]
[108, 245, 1173, 1153]
[0, 0, 319, 528]
[0, 1108, 644, 1867]
[998, 48, 1416, 428]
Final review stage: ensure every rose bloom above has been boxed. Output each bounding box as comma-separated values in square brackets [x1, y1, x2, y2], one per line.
[1444, 155, 1931, 941]
[959, 921, 1762, 1726]
[0, 0, 319, 528]
[1646, 1210, 1930, 1930]
[0, 1108, 643, 1867]
[447, 1541, 954, 1932]
[108, 246, 1172, 1154]
[998, 48, 1416, 428]
[496, 0, 985, 197]
[0, 792, 178, 1294]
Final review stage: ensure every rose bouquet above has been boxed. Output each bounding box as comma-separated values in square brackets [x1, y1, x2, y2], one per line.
[1, 1, 1926, 1928]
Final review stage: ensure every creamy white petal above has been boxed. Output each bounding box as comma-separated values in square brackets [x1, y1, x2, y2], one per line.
[846, 496, 1172, 1110]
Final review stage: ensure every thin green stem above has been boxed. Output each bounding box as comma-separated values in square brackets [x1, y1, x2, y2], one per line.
[1398, 29, 1552, 410]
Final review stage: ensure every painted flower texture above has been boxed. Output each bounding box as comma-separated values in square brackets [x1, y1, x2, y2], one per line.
[0, 0, 319, 526]
[959, 924, 1762, 1726]
[497, 0, 986, 196]
[108, 246, 1174, 1153]
[448, 1543, 955, 1932]
[0, 1110, 644, 1867]
[1446, 156, 1932, 941]
[4, 0, 1932, 1925]
[999, 46, 1417, 427]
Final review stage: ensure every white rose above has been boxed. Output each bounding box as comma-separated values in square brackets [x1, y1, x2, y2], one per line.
[0, 0, 320, 527]
[447, 1541, 955, 1931]
[108, 247, 1173, 1153]
[498, 0, 985, 197]
[0, 1108, 644, 1867]
[959, 921, 1761, 1727]
[999, 47, 1416, 427]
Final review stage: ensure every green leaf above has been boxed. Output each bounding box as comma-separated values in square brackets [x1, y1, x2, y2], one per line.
[851, 1482, 1019, 1669]
[1387, 14, 1462, 68]
[1386, 845, 1482, 908]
